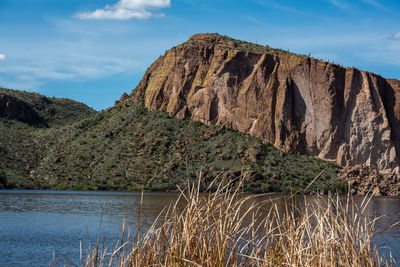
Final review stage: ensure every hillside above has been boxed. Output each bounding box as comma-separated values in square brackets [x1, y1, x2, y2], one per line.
[0, 87, 345, 193]
[131, 33, 400, 174]
[30, 100, 341, 193]
[0, 87, 96, 127]
[0, 86, 344, 193]
[0, 119, 40, 188]
[0, 88, 96, 189]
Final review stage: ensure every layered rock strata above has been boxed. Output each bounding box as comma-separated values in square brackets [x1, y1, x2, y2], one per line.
[131, 33, 400, 173]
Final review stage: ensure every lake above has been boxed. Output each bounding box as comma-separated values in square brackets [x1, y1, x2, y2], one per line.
[0, 190, 400, 266]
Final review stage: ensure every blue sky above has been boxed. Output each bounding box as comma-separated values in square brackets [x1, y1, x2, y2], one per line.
[0, 0, 399, 110]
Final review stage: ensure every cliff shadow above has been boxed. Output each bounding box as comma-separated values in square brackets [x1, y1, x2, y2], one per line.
[219, 52, 262, 88]
[278, 78, 308, 154]
[380, 79, 400, 162]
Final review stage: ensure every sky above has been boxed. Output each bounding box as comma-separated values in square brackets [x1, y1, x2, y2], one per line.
[0, 0, 399, 110]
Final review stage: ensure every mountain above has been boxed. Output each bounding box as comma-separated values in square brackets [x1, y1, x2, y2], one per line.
[2, 33, 400, 195]
[0, 87, 343, 194]
[131, 33, 400, 175]
[0, 87, 96, 189]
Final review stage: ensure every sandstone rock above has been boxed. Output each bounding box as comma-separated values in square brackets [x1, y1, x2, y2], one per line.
[131, 33, 400, 174]
[119, 92, 129, 102]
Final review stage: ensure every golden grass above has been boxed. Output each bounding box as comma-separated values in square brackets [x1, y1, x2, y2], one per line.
[81, 178, 394, 267]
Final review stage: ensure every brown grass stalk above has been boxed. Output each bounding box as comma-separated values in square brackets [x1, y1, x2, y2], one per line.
[82, 177, 394, 267]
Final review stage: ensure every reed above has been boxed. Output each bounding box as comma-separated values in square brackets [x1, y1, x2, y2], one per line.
[81, 177, 394, 266]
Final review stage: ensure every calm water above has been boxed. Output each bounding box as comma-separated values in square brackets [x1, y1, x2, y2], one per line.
[0, 190, 400, 266]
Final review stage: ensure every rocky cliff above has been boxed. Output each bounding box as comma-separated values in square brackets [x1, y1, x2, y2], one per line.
[0, 93, 46, 127]
[131, 33, 400, 174]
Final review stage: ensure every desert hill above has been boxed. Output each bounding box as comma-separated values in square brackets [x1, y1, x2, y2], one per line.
[30, 101, 340, 193]
[0, 87, 95, 188]
[0, 87, 341, 193]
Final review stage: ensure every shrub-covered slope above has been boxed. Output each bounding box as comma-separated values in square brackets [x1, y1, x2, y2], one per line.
[31, 100, 342, 193]
[0, 87, 96, 127]
[0, 119, 41, 188]
[0, 88, 96, 189]
[0, 88, 344, 193]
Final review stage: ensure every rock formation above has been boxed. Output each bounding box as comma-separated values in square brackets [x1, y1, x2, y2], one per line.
[0, 93, 47, 127]
[131, 33, 400, 174]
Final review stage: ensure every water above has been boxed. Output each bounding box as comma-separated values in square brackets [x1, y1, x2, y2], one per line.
[0, 191, 400, 266]
[0, 190, 178, 266]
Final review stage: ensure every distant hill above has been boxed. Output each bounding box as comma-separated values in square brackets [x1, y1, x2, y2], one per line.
[0, 87, 95, 189]
[0, 87, 96, 127]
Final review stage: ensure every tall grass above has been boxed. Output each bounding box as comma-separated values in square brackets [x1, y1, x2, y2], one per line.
[79, 177, 394, 266]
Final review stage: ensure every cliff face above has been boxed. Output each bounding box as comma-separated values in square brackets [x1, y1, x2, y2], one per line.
[0, 93, 46, 127]
[132, 33, 400, 173]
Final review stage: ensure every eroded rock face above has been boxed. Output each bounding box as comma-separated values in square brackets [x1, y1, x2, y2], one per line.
[0, 93, 46, 127]
[131, 33, 400, 173]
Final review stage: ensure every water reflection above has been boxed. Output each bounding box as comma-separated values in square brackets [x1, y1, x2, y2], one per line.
[0, 191, 399, 266]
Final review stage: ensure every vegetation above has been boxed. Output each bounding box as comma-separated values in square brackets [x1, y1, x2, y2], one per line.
[0, 118, 41, 188]
[0, 87, 96, 189]
[0, 87, 96, 126]
[31, 101, 342, 193]
[74, 178, 394, 266]
[0, 87, 344, 193]
[185, 33, 291, 54]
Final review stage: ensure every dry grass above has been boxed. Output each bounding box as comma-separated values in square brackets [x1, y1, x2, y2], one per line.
[80, 177, 394, 267]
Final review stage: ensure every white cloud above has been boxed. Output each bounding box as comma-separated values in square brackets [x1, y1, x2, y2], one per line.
[390, 32, 400, 40]
[0, 55, 140, 81]
[115, 0, 171, 9]
[329, 0, 350, 10]
[361, 0, 383, 8]
[361, 0, 391, 12]
[0, 54, 5, 61]
[74, 0, 170, 20]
